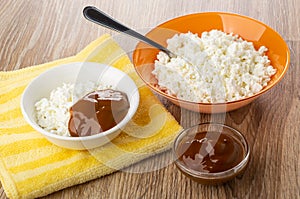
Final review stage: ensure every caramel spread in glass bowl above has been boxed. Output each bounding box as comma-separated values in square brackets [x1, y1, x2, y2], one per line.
[68, 89, 130, 137]
[173, 123, 250, 185]
[177, 131, 244, 173]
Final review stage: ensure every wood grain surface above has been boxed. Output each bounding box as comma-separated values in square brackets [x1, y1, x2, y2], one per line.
[0, 0, 299, 198]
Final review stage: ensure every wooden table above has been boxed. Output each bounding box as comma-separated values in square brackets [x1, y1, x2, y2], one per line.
[0, 0, 299, 198]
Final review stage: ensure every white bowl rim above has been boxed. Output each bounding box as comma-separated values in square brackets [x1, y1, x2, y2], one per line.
[21, 62, 140, 141]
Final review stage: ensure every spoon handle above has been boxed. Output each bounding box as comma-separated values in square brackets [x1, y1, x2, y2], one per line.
[83, 6, 174, 56]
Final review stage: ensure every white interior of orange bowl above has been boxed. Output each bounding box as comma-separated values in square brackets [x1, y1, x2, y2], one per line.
[21, 62, 139, 150]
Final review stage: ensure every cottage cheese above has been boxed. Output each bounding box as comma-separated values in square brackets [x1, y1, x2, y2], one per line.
[34, 81, 111, 136]
[153, 30, 276, 103]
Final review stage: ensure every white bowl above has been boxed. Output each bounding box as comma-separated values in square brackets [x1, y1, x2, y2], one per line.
[21, 62, 140, 150]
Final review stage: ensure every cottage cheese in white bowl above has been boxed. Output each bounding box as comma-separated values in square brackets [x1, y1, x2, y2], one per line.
[21, 62, 140, 150]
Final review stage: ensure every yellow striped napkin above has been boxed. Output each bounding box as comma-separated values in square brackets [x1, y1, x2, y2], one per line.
[0, 34, 182, 199]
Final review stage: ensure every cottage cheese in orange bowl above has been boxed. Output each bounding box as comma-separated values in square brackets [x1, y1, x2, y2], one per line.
[133, 12, 290, 113]
[153, 30, 276, 103]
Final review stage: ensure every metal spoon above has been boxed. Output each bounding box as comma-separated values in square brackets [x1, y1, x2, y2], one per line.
[83, 6, 175, 58]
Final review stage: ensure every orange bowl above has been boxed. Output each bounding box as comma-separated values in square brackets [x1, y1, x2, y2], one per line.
[132, 12, 290, 113]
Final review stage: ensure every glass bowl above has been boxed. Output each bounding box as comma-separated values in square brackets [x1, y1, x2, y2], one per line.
[173, 123, 250, 185]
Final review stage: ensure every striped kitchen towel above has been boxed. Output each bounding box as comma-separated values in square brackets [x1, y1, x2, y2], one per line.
[0, 34, 182, 199]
